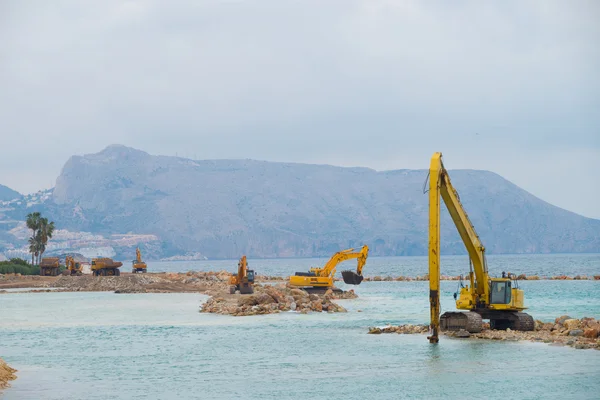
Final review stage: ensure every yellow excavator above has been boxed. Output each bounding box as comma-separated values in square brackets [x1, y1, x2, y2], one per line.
[65, 256, 83, 276]
[289, 245, 369, 289]
[229, 256, 255, 294]
[427, 152, 534, 343]
[132, 248, 147, 273]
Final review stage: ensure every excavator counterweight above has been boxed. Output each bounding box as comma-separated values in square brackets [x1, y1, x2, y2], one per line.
[428, 152, 533, 343]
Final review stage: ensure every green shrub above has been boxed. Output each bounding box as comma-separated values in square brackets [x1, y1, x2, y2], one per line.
[0, 262, 40, 275]
[9, 258, 29, 266]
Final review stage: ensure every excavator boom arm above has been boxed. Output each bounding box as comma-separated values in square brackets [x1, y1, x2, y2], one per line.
[319, 245, 369, 277]
[428, 152, 488, 343]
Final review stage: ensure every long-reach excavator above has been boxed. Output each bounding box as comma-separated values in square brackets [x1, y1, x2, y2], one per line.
[65, 256, 83, 276]
[289, 245, 369, 289]
[229, 256, 255, 294]
[132, 248, 147, 273]
[427, 152, 534, 343]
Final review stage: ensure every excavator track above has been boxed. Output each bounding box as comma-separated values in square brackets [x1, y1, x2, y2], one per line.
[512, 312, 535, 331]
[440, 311, 482, 333]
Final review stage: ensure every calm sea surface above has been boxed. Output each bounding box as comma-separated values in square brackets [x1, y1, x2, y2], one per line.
[149, 253, 600, 278]
[1, 254, 599, 400]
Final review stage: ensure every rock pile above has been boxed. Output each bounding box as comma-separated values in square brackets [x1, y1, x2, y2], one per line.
[368, 324, 428, 334]
[200, 285, 356, 316]
[367, 316, 600, 350]
[50, 275, 158, 293]
[0, 358, 16, 389]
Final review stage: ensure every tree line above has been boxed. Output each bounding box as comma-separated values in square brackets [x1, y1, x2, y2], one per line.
[26, 212, 55, 265]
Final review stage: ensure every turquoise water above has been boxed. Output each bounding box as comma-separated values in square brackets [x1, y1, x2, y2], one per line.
[1, 255, 600, 399]
[151, 253, 600, 278]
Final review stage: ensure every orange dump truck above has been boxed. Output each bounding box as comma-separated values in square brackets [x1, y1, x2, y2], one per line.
[39, 257, 60, 276]
[91, 258, 123, 276]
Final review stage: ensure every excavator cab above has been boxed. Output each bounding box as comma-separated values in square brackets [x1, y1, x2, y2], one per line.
[490, 280, 511, 305]
[247, 269, 255, 283]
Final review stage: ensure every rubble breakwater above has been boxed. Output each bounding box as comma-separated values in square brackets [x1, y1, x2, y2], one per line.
[368, 316, 600, 350]
[201, 284, 356, 316]
[0, 271, 357, 318]
[0, 358, 16, 389]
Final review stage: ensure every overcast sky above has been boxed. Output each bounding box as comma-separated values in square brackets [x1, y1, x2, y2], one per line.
[1, 1, 599, 218]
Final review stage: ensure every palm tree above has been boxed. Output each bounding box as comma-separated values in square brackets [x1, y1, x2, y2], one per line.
[37, 218, 55, 263]
[26, 212, 41, 265]
[28, 236, 41, 266]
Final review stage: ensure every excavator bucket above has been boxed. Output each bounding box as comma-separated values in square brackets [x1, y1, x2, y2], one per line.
[341, 270, 363, 285]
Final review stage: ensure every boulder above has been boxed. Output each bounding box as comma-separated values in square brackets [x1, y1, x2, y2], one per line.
[534, 320, 544, 331]
[254, 293, 276, 305]
[264, 287, 286, 304]
[455, 329, 471, 338]
[563, 319, 581, 330]
[584, 328, 599, 339]
[290, 288, 309, 301]
[311, 300, 323, 312]
[541, 323, 554, 331]
[569, 329, 584, 337]
[555, 315, 572, 325]
[308, 293, 319, 301]
[237, 296, 258, 307]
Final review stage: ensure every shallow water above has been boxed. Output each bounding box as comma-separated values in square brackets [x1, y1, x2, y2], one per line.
[1, 255, 600, 399]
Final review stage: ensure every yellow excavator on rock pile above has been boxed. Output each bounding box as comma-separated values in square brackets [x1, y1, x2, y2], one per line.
[132, 248, 147, 273]
[229, 256, 255, 294]
[289, 245, 369, 290]
[427, 152, 534, 343]
[65, 256, 83, 276]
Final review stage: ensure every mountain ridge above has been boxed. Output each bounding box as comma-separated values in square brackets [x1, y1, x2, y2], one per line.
[0, 184, 21, 202]
[1, 145, 598, 260]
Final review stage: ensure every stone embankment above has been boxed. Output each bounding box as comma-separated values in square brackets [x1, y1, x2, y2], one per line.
[0, 358, 16, 389]
[0, 271, 357, 317]
[201, 285, 356, 316]
[368, 316, 600, 350]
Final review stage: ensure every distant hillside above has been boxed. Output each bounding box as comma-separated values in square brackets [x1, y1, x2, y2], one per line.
[10, 144, 593, 259]
[0, 184, 20, 201]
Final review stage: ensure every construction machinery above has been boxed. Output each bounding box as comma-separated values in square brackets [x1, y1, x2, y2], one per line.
[427, 152, 534, 343]
[39, 257, 60, 276]
[229, 256, 255, 294]
[131, 248, 147, 273]
[65, 256, 83, 276]
[91, 257, 123, 277]
[289, 245, 369, 289]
